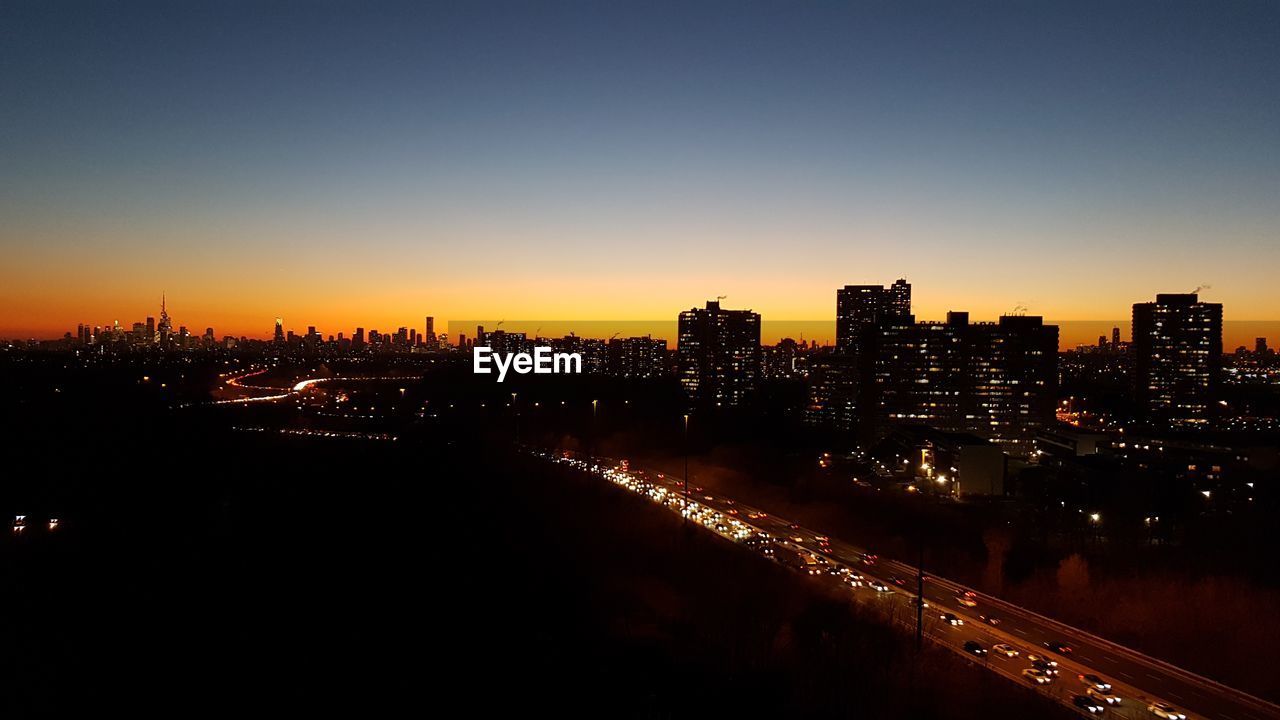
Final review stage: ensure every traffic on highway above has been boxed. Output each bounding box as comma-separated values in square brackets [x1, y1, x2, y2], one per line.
[535, 450, 1280, 720]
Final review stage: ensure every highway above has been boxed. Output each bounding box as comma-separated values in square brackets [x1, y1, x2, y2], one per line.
[538, 451, 1280, 720]
[206, 369, 423, 405]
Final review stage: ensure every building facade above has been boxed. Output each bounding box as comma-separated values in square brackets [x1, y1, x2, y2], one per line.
[677, 300, 761, 407]
[1132, 293, 1222, 425]
[835, 278, 912, 353]
[810, 280, 1058, 457]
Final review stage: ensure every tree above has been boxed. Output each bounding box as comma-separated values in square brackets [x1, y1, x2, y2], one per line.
[1056, 553, 1090, 599]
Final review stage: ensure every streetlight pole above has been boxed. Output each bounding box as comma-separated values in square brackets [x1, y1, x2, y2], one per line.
[511, 392, 518, 445]
[683, 413, 690, 527]
[916, 540, 924, 653]
[591, 399, 598, 460]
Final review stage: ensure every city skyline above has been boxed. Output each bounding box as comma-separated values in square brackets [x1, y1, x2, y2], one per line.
[3, 1, 1278, 339]
[17, 291, 1280, 351]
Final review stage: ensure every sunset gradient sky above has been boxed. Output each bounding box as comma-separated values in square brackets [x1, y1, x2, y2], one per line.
[2, 1, 1277, 347]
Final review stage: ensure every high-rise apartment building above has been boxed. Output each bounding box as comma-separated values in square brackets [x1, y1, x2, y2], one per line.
[677, 300, 761, 407]
[874, 313, 1057, 456]
[810, 281, 1057, 456]
[1132, 293, 1222, 424]
[608, 336, 668, 378]
[836, 279, 911, 353]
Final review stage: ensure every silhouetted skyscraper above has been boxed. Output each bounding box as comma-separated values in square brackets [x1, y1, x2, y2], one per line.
[863, 312, 1057, 457]
[1132, 293, 1222, 425]
[814, 279, 913, 434]
[677, 300, 761, 407]
[836, 278, 911, 353]
[811, 281, 1057, 456]
[157, 293, 173, 343]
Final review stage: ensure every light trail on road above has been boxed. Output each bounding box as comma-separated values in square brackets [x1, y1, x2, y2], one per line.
[534, 449, 1280, 720]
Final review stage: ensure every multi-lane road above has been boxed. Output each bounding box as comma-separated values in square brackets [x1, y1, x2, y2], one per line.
[540, 451, 1280, 720]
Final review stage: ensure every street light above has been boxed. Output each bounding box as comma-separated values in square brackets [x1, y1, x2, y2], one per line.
[511, 392, 518, 444]
[590, 399, 598, 459]
[683, 413, 690, 526]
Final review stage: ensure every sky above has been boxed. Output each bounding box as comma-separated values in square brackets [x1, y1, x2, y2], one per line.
[1, 1, 1277, 347]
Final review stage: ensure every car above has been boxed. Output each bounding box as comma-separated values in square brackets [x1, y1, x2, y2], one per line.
[1080, 674, 1112, 692]
[1028, 658, 1059, 676]
[956, 591, 978, 607]
[978, 614, 1001, 626]
[991, 643, 1018, 658]
[1025, 654, 1057, 668]
[1072, 694, 1106, 715]
[1147, 702, 1186, 719]
[1087, 687, 1122, 706]
[868, 581, 891, 592]
[1022, 667, 1053, 685]
[1045, 640, 1073, 655]
[889, 575, 907, 586]
[860, 552, 879, 565]
[963, 641, 987, 657]
[940, 613, 964, 626]
[845, 575, 865, 588]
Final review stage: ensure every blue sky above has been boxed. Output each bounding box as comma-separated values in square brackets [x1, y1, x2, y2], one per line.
[1, 1, 1277, 337]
